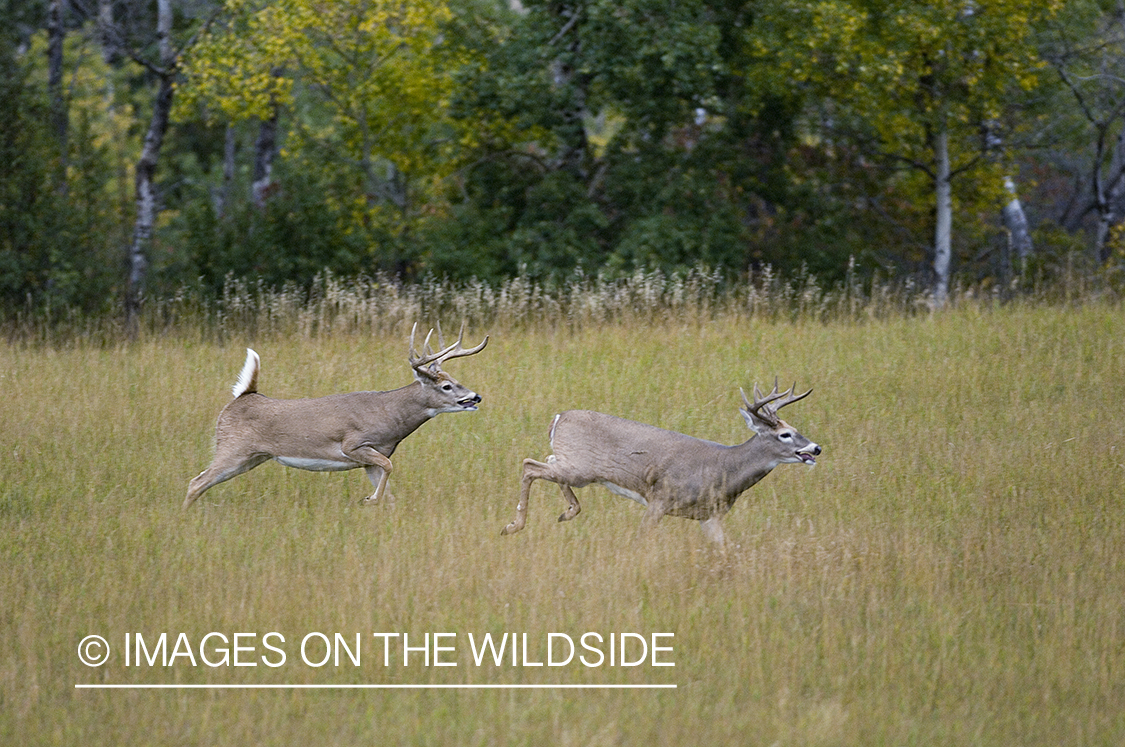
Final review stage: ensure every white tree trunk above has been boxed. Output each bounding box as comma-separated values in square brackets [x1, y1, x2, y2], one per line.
[251, 114, 278, 209]
[1094, 127, 1125, 263]
[1001, 176, 1033, 273]
[933, 127, 953, 308]
[125, 0, 175, 334]
[97, 0, 119, 63]
[251, 74, 281, 209]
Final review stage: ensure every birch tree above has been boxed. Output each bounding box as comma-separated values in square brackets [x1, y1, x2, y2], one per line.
[102, 0, 218, 332]
[1002, 176, 1033, 271]
[751, 0, 1057, 305]
[123, 0, 174, 331]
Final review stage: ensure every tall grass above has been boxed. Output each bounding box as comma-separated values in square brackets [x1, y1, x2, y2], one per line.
[2, 299, 1123, 744]
[7, 258, 1118, 345]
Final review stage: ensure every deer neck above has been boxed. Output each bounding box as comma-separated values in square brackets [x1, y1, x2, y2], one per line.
[345, 382, 439, 452]
[388, 380, 443, 427]
[722, 437, 782, 494]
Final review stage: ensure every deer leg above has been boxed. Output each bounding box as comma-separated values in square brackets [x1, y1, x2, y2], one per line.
[638, 501, 668, 537]
[502, 458, 553, 535]
[361, 464, 396, 505]
[183, 452, 270, 509]
[342, 445, 393, 505]
[556, 484, 581, 523]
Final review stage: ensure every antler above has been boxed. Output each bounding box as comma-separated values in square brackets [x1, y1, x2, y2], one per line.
[409, 322, 489, 374]
[740, 378, 812, 426]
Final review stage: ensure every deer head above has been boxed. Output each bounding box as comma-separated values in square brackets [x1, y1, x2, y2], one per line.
[740, 379, 820, 466]
[408, 323, 489, 412]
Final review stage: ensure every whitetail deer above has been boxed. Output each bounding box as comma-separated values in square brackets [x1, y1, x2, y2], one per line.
[184, 325, 488, 509]
[501, 382, 820, 544]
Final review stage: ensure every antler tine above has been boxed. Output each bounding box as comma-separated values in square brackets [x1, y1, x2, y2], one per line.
[742, 377, 812, 425]
[741, 385, 781, 426]
[435, 320, 459, 355]
[436, 320, 446, 351]
[409, 322, 488, 371]
[408, 321, 436, 354]
[408, 323, 442, 370]
[746, 379, 785, 407]
[435, 323, 488, 365]
[753, 377, 781, 401]
[773, 383, 813, 411]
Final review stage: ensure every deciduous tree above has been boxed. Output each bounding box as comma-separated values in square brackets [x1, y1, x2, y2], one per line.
[1040, 0, 1125, 263]
[178, 0, 471, 245]
[750, 0, 1059, 304]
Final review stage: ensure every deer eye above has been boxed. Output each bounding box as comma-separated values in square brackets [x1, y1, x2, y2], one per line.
[779, 432, 793, 441]
[442, 384, 453, 392]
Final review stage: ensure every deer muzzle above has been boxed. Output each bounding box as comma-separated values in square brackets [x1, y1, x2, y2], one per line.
[458, 394, 482, 410]
[797, 443, 821, 465]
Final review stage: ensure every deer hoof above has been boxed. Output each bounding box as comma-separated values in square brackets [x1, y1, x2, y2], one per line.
[362, 491, 395, 506]
[557, 505, 580, 523]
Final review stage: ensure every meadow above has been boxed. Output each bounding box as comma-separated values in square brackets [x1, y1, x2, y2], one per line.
[2, 292, 1124, 745]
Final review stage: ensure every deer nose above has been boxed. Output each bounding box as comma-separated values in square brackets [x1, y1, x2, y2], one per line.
[812, 444, 821, 456]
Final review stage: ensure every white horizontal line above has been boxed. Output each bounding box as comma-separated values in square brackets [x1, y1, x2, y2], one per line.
[75, 683, 676, 690]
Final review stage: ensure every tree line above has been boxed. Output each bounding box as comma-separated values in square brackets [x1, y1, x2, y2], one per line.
[2, 0, 1124, 326]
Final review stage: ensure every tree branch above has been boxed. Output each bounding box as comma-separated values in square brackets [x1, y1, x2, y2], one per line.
[549, 11, 581, 46]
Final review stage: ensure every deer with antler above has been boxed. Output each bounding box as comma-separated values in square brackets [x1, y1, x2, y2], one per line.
[501, 382, 820, 544]
[184, 324, 488, 509]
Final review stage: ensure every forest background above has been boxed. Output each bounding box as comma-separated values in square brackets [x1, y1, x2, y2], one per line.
[4, 0, 1125, 330]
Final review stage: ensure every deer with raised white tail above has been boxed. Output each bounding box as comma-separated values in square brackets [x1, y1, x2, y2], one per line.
[501, 382, 820, 544]
[184, 324, 488, 509]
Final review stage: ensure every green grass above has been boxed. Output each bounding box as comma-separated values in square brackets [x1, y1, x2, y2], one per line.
[3, 303, 1124, 745]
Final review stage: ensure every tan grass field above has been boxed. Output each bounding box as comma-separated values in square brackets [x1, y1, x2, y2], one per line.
[2, 303, 1124, 745]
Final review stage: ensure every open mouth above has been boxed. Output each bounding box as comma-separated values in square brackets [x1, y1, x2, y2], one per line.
[458, 397, 481, 410]
[797, 452, 816, 465]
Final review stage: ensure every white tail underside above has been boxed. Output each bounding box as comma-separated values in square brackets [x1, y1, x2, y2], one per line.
[232, 349, 259, 397]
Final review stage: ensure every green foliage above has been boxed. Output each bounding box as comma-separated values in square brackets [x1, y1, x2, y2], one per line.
[160, 158, 402, 295]
[1, 0, 1112, 324]
[747, 0, 1060, 244]
[177, 0, 478, 239]
[0, 45, 59, 310]
[445, 0, 797, 282]
[600, 149, 749, 274]
[0, 32, 126, 317]
[581, 0, 725, 138]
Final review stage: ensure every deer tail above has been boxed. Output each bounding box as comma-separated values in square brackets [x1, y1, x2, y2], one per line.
[232, 348, 260, 398]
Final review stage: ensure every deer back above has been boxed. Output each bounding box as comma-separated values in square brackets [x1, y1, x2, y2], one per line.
[216, 385, 442, 458]
[548, 410, 726, 490]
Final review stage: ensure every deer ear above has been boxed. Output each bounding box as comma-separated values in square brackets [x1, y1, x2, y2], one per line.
[412, 364, 438, 384]
[741, 407, 771, 434]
